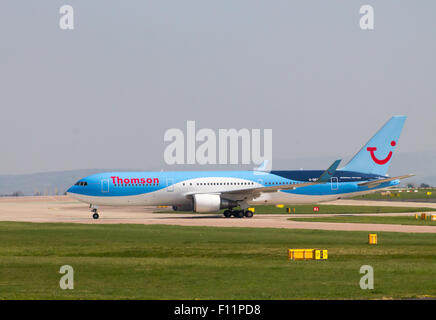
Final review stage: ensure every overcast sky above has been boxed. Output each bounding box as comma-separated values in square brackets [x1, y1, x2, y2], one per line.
[1, 1, 435, 174]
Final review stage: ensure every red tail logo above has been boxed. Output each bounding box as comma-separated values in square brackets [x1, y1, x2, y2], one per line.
[367, 141, 396, 165]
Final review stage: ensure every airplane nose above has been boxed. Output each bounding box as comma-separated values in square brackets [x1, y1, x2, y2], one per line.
[66, 186, 75, 194]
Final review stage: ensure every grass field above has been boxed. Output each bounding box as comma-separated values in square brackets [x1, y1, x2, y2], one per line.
[289, 215, 436, 226]
[1, 222, 436, 299]
[156, 204, 436, 215]
[352, 189, 436, 201]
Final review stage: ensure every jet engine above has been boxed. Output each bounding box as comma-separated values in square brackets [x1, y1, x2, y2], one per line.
[192, 194, 237, 213]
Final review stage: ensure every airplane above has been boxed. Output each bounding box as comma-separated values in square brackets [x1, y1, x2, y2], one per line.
[67, 116, 413, 219]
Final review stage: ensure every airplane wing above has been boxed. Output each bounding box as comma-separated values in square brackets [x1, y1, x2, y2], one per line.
[185, 180, 321, 202]
[358, 174, 415, 189]
[218, 159, 342, 201]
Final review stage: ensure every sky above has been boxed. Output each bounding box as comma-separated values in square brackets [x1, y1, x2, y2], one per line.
[1, 1, 435, 174]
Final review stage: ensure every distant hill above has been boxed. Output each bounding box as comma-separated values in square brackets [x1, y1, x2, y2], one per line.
[0, 150, 435, 195]
[421, 176, 436, 187]
[0, 169, 135, 196]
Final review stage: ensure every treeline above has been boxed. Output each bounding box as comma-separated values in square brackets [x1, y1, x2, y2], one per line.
[0, 191, 25, 197]
[406, 183, 433, 189]
[0, 191, 67, 197]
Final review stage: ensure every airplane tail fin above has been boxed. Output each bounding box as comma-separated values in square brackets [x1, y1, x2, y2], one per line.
[340, 116, 407, 176]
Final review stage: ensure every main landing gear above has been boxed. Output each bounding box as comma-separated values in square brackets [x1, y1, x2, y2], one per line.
[223, 209, 253, 218]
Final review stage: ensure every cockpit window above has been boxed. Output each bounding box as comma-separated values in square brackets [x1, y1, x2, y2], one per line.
[75, 181, 88, 186]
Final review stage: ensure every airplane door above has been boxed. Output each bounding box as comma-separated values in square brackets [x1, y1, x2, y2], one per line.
[167, 178, 174, 192]
[101, 179, 109, 193]
[330, 177, 338, 191]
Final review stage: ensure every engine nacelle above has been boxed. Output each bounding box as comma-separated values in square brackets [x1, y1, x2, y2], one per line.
[193, 194, 237, 213]
[193, 194, 221, 212]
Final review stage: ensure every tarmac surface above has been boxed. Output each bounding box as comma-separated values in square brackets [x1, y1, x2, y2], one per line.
[1, 196, 436, 233]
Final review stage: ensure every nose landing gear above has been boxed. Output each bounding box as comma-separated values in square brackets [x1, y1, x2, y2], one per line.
[90, 205, 99, 219]
[92, 209, 99, 219]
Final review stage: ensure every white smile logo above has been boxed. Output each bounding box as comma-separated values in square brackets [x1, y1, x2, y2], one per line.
[367, 140, 396, 165]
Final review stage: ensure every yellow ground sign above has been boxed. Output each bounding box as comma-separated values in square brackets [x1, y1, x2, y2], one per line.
[368, 234, 377, 244]
[288, 249, 328, 260]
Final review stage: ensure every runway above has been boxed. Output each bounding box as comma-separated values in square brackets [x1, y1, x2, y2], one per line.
[1, 196, 436, 233]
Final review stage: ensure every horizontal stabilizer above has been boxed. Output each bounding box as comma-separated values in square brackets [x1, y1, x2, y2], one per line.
[254, 160, 270, 172]
[316, 159, 341, 183]
[358, 174, 415, 189]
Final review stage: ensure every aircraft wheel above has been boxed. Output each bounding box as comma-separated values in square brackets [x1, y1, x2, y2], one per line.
[234, 210, 244, 218]
[92, 212, 99, 219]
[244, 210, 253, 218]
[223, 210, 232, 218]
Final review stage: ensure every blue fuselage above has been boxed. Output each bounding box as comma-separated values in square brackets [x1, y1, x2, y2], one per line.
[67, 170, 397, 209]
